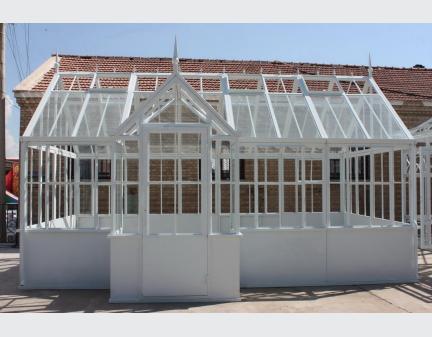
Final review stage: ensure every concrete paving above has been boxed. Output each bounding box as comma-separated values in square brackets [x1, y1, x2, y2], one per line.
[0, 246, 431, 313]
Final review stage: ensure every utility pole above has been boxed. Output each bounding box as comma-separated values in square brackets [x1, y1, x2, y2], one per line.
[0, 23, 6, 243]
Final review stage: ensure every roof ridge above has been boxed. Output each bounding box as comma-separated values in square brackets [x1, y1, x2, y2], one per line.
[51, 53, 432, 71]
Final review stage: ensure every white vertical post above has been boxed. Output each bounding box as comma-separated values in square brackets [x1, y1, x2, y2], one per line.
[278, 155, 283, 228]
[140, 124, 147, 235]
[111, 147, 117, 233]
[419, 148, 425, 247]
[254, 154, 259, 228]
[370, 151, 375, 226]
[355, 153, 359, 215]
[389, 150, 395, 223]
[401, 149, 407, 222]
[345, 147, 351, 227]
[340, 150, 346, 222]
[301, 148, 306, 228]
[44, 146, 50, 228]
[233, 141, 240, 233]
[19, 141, 29, 286]
[323, 144, 330, 227]
[93, 157, 99, 230]
[409, 145, 417, 229]
[215, 141, 221, 232]
[52, 149, 57, 221]
[74, 154, 80, 229]
[203, 127, 211, 236]
[29, 147, 33, 227]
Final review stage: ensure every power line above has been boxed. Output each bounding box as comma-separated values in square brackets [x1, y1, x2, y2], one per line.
[6, 26, 23, 81]
[25, 24, 30, 75]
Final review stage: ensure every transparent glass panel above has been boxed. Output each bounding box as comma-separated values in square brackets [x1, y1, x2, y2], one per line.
[348, 95, 408, 139]
[32, 92, 86, 137]
[76, 93, 127, 137]
[126, 185, 139, 214]
[98, 185, 110, 214]
[312, 96, 366, 139]
[231, 93, 277, 138]
[181, 133, 201, 154]
[79, 185, 91, 214]
[270, 94, 321, 139]
[126, 159, 139, 182]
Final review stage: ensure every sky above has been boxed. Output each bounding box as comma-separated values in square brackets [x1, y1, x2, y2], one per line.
[5, 23, 432, 158]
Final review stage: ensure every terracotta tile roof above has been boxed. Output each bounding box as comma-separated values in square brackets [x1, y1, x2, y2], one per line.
[27, 54, 432, 102]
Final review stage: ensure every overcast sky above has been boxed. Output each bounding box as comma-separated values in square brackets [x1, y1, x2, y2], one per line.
[6, 23, 432, 158]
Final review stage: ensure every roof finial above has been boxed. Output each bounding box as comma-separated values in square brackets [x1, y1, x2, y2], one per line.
[297, 68, 300, 75]
[55, 51, 60, 73]
[368, 52, 373, 77]
[260, 67, 263, 74]
[222, 66, 226, 73]
[172, 36, 180, 73]
[333, 68, 336, 76]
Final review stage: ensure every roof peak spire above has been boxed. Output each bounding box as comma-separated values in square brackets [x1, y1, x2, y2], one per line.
[172, 36, 180, 73]
[368, 52, 373, 77]
[55, 50, 60, 72]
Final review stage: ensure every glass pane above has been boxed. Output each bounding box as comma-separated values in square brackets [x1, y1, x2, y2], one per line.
[32, 92, 86, 137]
[162, 184, 176, 214]
[80, 185, 91, 214]
[182, 184, 200, 213]
[127, 185, 139, 214]
[267, 185, 279, 213]
[181, 133, 201, 153]
[98, 160, 111, 182]
[239, 159, 254, 182]
[162, 159, 175, 181]
[220, 184, 232, 213]
[240, 184, 254, 213]
[284, 185, 296, 212]
[76, 93, 127, 137]
[150, 160, 161, 182]
[149, 184, 161, 214]
[348, 95, 408, 139]
[98, 185, 110, 214]
[312, 96, 366, 139]
[231, 93, 277, 138]
[80, 159, 92, 182]
[127, 159, 139, 181]
[182, 159, 200, 182]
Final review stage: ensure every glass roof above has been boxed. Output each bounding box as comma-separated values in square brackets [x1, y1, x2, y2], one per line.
[411, 116, 432, 139]
[24, 71, 412, 141]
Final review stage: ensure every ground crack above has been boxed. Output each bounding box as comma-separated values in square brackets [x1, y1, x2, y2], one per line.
[359, 286, 410, 313]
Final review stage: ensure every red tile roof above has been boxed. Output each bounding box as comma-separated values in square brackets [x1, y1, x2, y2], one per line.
[28, 54, 432, 102]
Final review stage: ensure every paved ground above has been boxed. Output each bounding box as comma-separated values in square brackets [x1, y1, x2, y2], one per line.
[0, 247, 431, 313]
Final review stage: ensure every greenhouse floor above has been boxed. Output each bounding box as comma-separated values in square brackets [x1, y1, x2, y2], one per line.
[0, 246, 431, 313]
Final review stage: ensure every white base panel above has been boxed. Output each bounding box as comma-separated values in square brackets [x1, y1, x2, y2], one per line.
[21, 230, 110, 289]
[240, 226, 417, 287]
[109, 233, 241, 303]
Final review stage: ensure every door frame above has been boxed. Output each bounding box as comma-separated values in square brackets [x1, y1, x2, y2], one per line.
[139, 123, 212, 236]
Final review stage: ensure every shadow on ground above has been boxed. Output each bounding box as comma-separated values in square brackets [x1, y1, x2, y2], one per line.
[0, 249, 431, 313]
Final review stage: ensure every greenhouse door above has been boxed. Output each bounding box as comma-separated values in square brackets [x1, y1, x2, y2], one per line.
[141, 125, 210, 298]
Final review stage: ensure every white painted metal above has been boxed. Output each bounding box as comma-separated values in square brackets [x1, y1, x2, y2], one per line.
[19, 46, 419, 300]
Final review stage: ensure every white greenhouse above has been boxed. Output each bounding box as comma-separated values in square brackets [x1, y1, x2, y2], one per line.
[19, 46, 418, 303]
[411, 118, 432, 250]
